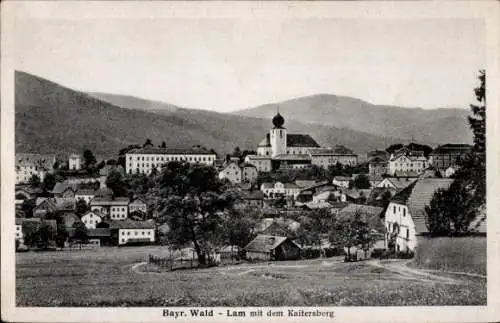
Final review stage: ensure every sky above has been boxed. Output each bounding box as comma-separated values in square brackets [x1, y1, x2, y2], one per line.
[12, 7, 486, 113]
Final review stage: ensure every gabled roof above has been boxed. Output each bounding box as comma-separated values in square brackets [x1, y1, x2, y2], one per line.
[54, 198, 76, 211]
[391, 178, 454, 233]
[245, 155, 272, 161]
[130, 198, 146, 205]
[295, 180, 318, 188]
[75, 189, 95, 196]
[368, 156, 388, 163]
[308, 147, 356, 156]
[107, 219, 155, 230]
[244, 234, 300, 252]
[333, 176, 351, 182]
[304, 201, 333, 209]
[393, 171, 420, 178]
[91, 197, 130, 206]
[287, 134, 320, 148]
[239, 162, 256, 169]
[241, 190, 265, 200]
[258, 134, 272, 147]
[51, 183, 78, 194]
[127, 147, 215, 156]
[220, 162, 240, 172]
[88, 228, 111, 238]
[430, 144, 472, 155]
[273, 154, 311, 161]
[380, 177, 417, 190]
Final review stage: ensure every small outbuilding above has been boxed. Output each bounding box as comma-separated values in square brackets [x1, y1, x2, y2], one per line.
[244, 234, 301, 261]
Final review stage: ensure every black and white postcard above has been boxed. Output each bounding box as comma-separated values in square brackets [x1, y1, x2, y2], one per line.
[1, 1, 499, 322]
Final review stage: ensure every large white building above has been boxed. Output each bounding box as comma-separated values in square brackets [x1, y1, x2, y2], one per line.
[245, 112, 357, 171]
[387, 147, 429, 176]
[125, 147, 216, 175]
[81, 210, 103, 230]
[260, 182, 301, 199]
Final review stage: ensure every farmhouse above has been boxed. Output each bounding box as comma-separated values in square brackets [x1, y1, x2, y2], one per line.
[384, 178, 453, 253]
[218, 162, 242, 184]
[244, 234, 301, 261]
[106, 219, 155, 245]
[52, 183, 78, 198]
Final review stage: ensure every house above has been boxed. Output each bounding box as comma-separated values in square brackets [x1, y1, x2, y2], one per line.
[244, 155, 272, 172]
[240, 163, 258, 183]
[90, 197, 130, 220]
[106, 219, 155, 245]
[15, 153, 55, 184]
[218, 162, 242, 184]
[387, 147, 429, 176]
[332, 176, 351, 188]
[376, 177, 417, 191]
[81, 210, 104, 229]
[368, 175, 384, 188]
[368, 156, 388, 176]
[244, 234, 301, 261]
[260, 182, 300, 199]
[295, 180, 318, 189]
[303, 201, 333, 210]
[68, 154, 82, 170]
[54, 197, 76, 214]
[429, 144, 471, 170]
[129, 198, 147, 214]
[15, 185, 43, 201]
[236, 190, 265, 209]
[87, 228, 111, 246]
[33, 198, 57, 218]
[384, 178, 453, 253]
[75, 189, 95, 204]
[308, 146, 358, 169]
[51, 183, 78, 198]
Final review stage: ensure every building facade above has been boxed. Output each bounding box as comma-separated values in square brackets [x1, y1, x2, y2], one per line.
[90, 197, 130, 220]
[387, 148, 428, 176]
[125, 147, 216, 175]
[218, 162, 242, 184]
[260, 182, 301, 199]
[69, 154, 82, 170]
[368, 156, 388, 176]
[429, 144, 471, 170]
[240, 163, 258, 183]
[81, 211, 103, 230]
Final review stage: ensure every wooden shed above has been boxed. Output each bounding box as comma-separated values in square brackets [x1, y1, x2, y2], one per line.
[244, 234, 301, 261]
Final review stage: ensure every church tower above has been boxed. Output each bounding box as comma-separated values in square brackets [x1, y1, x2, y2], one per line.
[270, 110, 287, 157]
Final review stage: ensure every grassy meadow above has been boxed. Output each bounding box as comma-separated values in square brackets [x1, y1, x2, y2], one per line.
[16, 245, 486, 307]
[410, 236, 486, 275]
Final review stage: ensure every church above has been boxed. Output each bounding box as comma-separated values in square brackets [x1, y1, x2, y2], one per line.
[244, 112, 358, 172]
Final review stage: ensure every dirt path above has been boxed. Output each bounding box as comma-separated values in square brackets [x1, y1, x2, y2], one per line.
[367, 259, 477, 285]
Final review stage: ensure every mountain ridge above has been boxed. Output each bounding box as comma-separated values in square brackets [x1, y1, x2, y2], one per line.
[16, 70, 411, 159]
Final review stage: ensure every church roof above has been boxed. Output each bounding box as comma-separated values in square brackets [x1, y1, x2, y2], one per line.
[257, 133, 320, 148]
[287, 134, 320, 147]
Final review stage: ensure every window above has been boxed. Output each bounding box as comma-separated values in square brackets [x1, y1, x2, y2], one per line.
[406, 228, 409, 239]
[135, 231, 138, 236]
[403, 208, 406, 217]
[142, 231, 145, 235]
[393, 206, 396, 213]
[122, 239, 125, 243]
[127, 232, 130, 236]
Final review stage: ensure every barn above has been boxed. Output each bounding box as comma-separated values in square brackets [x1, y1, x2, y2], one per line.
[244, 234, 301, 261]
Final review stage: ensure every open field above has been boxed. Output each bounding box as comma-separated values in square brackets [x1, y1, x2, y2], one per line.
[409, 236, 486, 275]
[16, 246, 486, 306]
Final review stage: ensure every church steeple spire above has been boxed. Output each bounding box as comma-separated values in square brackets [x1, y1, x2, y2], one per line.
[272, 106, 285, 129]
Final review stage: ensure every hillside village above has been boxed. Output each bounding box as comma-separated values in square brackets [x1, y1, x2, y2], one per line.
[14, 106, 486, 263]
